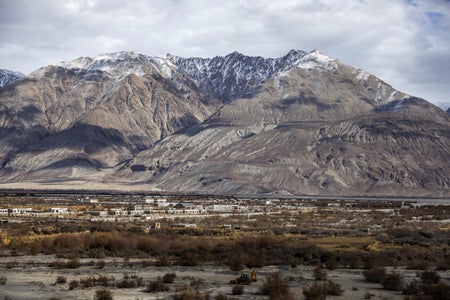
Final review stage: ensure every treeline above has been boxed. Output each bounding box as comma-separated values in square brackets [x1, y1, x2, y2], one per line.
[3, 232, 449, 270]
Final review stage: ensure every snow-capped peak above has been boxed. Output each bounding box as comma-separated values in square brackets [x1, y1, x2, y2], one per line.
[0, 69, 24, 87]
[294, 49, 338, 70]
[166, 49, 313, 102]
[47, 49, 342, 102]
[57, 51, 142, 70]
[55, 51, 149, 78]
[94, 51, 140, 61]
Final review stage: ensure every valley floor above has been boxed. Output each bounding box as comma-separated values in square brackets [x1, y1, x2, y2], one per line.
[2, 256, 443, 300]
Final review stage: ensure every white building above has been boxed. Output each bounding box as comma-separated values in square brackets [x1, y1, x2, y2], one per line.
[79, 196, 98, 204]
[145, 197, 168, 205]
[208, 204, 247, 213]
[111, 208, 127, 216]
[8, 208, 32, 215]
[51, 208, 68, 214]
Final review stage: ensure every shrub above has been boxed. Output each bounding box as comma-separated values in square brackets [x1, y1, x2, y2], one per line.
[420, 270, 441, 284]
[145, 277, 169, 293]
[363, 267, 387, 283]
[313, 265, 327, 281]
[94, 288, 113, 300]
[80, 277, 94, 288]
[54, 234, 84, 253]
[79, 275, 113, 288]
[55, 276, 67, 284]
[0, 276, 7, 285]
[325, 256, 337, 270]
[49, 260, 65, 269]
[302, 280, 344, 299]
[116, 280, 136, 288]
[326, 280, 344, 296]
[425, 282, 450, 300]
[260, 272, 294, 300]
[172, 288, 210, 300]
[189, 278, 205, 289]
[75, 275, 115, 288]
[178, 252, 199, 266]
[65, 258, 80, 269]
[403, 280, 422, 296]
[49, 259, 80, 269]
[343, 253, 363, 269]
[155, 255, 170, 267]
[303, 282, 325, 300]
[436, 257, 450, 271]
[244, 254, 265, 268]
[228, 256, 244, 271]
[407, 259, 431, 270]
[232, 285, 244, 295]
[215, 294, 229, 300]
[69, 280, 79, 290]
[96, 260, 106, 269]
[163, 273, 177, 284]
[5, 261, 17, 269]
[381, 272, 403, 291]
[98, 275, 112, 287]
[141, 260, 153, 267]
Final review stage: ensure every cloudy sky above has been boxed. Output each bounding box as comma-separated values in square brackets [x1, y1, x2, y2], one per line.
[1, 0, 449, 109]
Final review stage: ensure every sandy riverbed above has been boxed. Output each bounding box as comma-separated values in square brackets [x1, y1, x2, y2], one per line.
[2, 255, 441, 299]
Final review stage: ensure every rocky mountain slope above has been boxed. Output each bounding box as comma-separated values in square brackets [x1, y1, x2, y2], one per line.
[0, 50, 448, 197]
[0, 52, 221, 179]
[0, 69, 24, 88]
[120, 74, 449, 196]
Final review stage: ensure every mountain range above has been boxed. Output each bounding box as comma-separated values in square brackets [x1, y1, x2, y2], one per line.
[0, 50, 448, 197]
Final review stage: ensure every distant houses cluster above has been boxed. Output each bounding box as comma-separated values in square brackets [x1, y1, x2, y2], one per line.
[0, 196, 258, 222]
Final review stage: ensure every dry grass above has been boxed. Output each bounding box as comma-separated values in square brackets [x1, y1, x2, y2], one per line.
[306, 236, 375, 251]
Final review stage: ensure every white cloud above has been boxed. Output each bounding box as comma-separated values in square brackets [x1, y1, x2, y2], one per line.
[0, 0, 449, 108]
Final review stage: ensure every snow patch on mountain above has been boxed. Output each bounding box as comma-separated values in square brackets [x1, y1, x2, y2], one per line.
[394, 98, 406, 110]
[49, 49, 343, 103]
[47, 49, 407, 107]
[168, 49, 311, 102]
[56, 51, 149, 78]
[295, 50, 338, 70]
[0, 69, 24, 87]
[355, 69, 371, 82]
[388, 91, 398, 102]
[151, 55, 177, 78]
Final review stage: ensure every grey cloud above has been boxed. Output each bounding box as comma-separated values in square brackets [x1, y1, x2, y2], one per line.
[0, 0, 448, 108]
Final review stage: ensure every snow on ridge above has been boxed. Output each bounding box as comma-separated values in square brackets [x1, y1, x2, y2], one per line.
[152, 55, 178, 78]
[55, 51, 151, 78]
[294, 50, 338, 70]
[47, 49, 342, 101]
[54, 49, 317, 83]
[0, 69, 24, 87]
[168, 49, 312, 101]
[56, 51, 179, 79]
[58, 51, 143, 69]
[394, 98, 408, 110]
[388, 91, 398, 103]
[356, 69, 371, 82]
[94, 51, 140, 61]
[57, 57, 93, 70]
